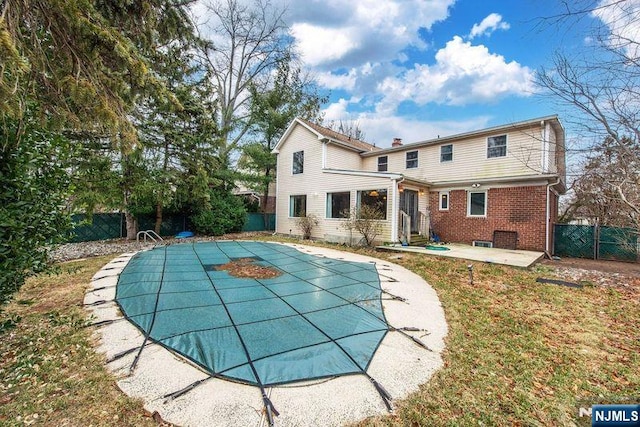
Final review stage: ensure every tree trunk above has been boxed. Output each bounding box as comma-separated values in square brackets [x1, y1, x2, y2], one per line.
[154, 199, 163, 235]
[261, 166, 271, 229]
[125, 210, 138, 240]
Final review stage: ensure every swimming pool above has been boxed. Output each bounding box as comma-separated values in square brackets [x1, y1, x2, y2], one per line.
[116, 241, 390, 420]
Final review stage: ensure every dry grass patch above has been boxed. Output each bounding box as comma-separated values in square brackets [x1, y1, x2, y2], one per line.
[354, 253, 640, 426]
[0, 256, 155, 427]
[2, 238, 638, 427]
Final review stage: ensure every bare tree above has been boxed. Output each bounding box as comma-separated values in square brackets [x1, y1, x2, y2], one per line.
[196, 0, 290, 186]
[538, 1, 640, 228]
[324, 118, 367, 141]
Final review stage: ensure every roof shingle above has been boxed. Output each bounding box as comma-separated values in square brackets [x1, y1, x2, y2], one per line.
[298, 118, 380, 153]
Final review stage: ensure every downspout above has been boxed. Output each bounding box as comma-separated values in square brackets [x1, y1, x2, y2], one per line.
[545, 178, 561, 255]
[391, 177, 405, 243]
[272, 153, 279, 236]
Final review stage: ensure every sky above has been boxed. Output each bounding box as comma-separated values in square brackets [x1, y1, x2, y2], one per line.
[274, 0, 618, 148]
[191, 0, 637, 150]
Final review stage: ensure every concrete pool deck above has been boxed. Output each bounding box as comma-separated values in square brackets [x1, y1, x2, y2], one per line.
[378, 243, 545, 268]
[83, 241, 448, 427]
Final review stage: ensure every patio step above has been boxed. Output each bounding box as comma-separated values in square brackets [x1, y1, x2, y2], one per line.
[409, 234, 430, 246]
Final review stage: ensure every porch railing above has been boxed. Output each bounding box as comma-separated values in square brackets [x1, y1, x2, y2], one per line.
[399, 210, 411, 245]
[418, 211, 430, 238]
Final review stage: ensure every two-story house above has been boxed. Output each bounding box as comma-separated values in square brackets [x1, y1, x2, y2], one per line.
[272, 116, 566, 252]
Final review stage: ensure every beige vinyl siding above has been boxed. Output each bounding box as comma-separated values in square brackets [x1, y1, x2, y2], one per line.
[362, 125, 546, 183]
[276, 125, 394, 242]
[546, 125, 558, 174]
[315, 173, 394, 243]
[325, 144, 364, 170]
[275, 124, 324, 235]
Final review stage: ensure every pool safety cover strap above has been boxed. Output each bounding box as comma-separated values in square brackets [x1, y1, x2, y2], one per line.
[116, 241, 389, 386]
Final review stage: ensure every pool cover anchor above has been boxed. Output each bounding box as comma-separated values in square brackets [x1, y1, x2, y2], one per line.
[163, 377, 212, 403]
[381, 289, 406, 302]
[262, 389, 279, 427]
[367, 374, 393, 412]
[389, 326, 433, 352]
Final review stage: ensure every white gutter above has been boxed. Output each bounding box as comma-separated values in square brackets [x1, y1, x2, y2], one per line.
[390, 177, 404, 243]
[546, 177, 561, 255]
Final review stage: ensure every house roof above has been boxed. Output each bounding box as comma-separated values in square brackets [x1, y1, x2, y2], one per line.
[272, 117, 381, 154]
[361, 115, 565, 156]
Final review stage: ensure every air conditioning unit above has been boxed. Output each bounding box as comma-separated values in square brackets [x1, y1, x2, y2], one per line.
[472, 240, 493, 248]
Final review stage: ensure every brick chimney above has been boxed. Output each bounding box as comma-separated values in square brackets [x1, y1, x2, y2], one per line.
[392, 137, 403, 147]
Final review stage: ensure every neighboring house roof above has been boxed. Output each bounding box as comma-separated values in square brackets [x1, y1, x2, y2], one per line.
[273, 117, 381, 154]
[360, 115, 565, 156]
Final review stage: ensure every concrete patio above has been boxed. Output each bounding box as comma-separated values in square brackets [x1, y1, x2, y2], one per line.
[377, 243, 545, 268]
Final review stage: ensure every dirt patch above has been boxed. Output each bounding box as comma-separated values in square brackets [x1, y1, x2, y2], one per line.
[542, 257, 640, 277]
[541, 257, 640, 298]
[215, 258, 281, 279]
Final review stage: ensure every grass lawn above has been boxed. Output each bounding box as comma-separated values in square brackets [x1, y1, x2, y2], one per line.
[1, 239, 638, 426]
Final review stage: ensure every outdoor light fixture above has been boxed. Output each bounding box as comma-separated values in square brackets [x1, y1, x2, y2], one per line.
[471, 183, 481, 188]
[370, 190, 379, 197]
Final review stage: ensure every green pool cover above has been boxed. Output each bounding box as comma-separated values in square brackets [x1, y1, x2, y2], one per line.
[116, 241, 389, 412]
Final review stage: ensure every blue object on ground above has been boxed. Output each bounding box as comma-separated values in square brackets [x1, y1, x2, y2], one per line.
[425, 245, 450, 251]
[175, 231, 195, 239]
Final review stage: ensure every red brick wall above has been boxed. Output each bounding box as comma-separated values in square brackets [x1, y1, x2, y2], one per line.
[429, 185, 550, 251]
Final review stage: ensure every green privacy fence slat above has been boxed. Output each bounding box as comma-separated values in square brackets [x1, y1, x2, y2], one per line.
[70, 212, 276, 242]
[553, 224, 638, 262]
[598, 226, 638, 262]
[70, 213, 124, 242]
[137, 214, 191, 237]
[553, 224, 595, 259]
[243, 214, 275, 231]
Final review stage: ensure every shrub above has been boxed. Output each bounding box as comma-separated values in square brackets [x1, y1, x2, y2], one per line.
[1, 113, 71, 303]
[295, 213, 318, 239]
[190, 190, 246, 236]
[341, 205, 384, 246]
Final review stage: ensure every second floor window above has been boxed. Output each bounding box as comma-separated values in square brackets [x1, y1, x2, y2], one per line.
[406, 150, 418, 169]
[440, 144, 453, 162]
[293, 150, 304, 174]
[377, 156, 388, 172]
[487, 135, 507, 158]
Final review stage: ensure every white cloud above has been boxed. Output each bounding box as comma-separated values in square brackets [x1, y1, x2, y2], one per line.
[316, 70, 358, 91]
[320, 108, 491, 148]
[469, 13, 510, 39]
[376, 36, 535, 112]
[290, 23, 359, 66]
[592, 0, 640, 58]
[286, 0, 455, 68]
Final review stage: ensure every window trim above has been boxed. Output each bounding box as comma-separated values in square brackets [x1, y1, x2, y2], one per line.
[440, 144, 453, 163]
[325, 191, 351, 219]
[289, 194, 307, 218]
[377, 155, 388, 172]
[406, 150, 418, 169]
[467, 190, 487, 217]
[439, 191, 450, 211]
[487, 134, 507, 159]
[292, 150, 304, 174]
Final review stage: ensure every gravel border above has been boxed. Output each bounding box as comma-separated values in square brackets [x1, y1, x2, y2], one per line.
[49, 232, 273, 263]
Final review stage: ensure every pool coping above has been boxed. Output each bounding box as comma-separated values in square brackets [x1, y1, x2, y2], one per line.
[84, 241, 448, 427]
